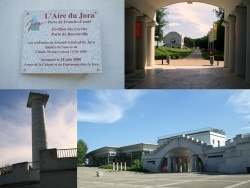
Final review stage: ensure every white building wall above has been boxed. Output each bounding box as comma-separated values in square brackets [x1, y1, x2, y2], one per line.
[0, 0, 124, 89]
[143, 157, 162, 173]
[210, 133, 226, 147]
[187, 132, 211, 145]
[144, 133, 250, 174]
[39, 149, 77, 188]
[188, 131, 226, 147]
[206, 157, 220, 172]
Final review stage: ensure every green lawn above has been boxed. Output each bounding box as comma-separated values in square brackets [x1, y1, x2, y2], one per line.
[155, 46, 194, 60]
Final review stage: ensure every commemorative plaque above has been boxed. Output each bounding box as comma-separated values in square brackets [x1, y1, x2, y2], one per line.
[21, 10, 102, 74]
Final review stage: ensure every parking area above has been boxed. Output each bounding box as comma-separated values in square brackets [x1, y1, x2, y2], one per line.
[78, 167, 250, 188]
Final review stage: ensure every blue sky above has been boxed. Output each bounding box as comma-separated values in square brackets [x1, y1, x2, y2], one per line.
[78, 90, 250, 153]
[0, 90, 76, 166]
[165, 2, 218, 39]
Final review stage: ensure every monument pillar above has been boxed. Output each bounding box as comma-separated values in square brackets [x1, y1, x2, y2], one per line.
[27, 91, 49, 163]
[125, 8, 141, 74]
[244, 0, 250, 83]
[191, 155, 195, 172]
[173, 157, 177, 172]
[179, 157, 182, 172]
[222, 21, 229, 68]
[228, 15, 236, 72]
[234, 6, 247, 76]
[196, 156, 200, 171]
[168, 157, 172, 172]
[147, 21, 157, 67]
[136, 16, 149, 69]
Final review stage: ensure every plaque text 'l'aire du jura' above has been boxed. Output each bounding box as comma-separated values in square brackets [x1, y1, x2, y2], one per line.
[21, 10, 102, 74]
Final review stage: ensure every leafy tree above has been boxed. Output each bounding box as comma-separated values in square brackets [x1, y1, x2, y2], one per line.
[77, 139, 88, 164]
[212, 8, 225, 51]
[155, 8, 169, 45]
[184, 37, 195, 48]
[184, 36, 208, 49]
[213, 8, 224, 21]
[0, 164, 12, 175]
[195, 36, 209, 49]
[182, 8, 224, 52]
[132, 159, 142, 171]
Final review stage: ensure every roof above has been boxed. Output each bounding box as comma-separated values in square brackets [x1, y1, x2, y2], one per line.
[87, 143, 157, 157]
[157, 127, 225, 140]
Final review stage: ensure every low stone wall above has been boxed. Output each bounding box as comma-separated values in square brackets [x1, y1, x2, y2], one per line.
[0, 148, 77, 187]
[0, 162, 40, 188]
[39, 148, 77, 188]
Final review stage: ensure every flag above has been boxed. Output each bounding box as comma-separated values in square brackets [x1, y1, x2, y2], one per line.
[213, 24, 217, 41]
[210, 28, 214, 42]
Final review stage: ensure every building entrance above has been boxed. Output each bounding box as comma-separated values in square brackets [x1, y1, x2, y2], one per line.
[160, 147, 204, 173]
[125, 0, 250, 85]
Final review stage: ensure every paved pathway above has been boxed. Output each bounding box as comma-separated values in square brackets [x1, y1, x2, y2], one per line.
[125, 50, 250, 89]
[185, 48, 204, 59]
[78, 167, 250, 188]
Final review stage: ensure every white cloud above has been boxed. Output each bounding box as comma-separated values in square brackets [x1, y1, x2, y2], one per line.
[1, 145, 32, 166]
[78, 90, 144, 124]
[227, 90, 250, 120]
[0, 99, 32, 165]
[166, 3, 217, 38]
[169, 22, 180, 27]
[240, 126, 250, 130]
[46, 99, 76, 149]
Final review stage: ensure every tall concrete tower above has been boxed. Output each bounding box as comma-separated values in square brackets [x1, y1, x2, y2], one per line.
[27, 91, 49, 163]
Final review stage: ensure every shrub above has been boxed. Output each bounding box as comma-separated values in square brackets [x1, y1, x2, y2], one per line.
[0, 164, 13, 175]
[131, 159, 142, 170]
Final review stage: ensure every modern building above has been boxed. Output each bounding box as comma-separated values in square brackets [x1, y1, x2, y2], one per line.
[143, 128, 250, 174]
[164, 32, 184, 49]
[87, 143, 157, 166]
[87, 127, 250, 174]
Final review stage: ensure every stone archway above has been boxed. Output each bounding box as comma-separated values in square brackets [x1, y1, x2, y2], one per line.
[159, 147, 205, 173]
[142, 135, 209, 173]
[125, 0, 250, 84]
[125, 0, 242, 24]
[158, 136, 207, 173]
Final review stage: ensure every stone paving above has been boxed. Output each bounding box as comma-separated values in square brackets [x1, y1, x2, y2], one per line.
[125, 50, 250, 89]
[78, 167, 250, 188]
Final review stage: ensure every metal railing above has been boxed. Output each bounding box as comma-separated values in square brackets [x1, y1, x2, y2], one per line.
[243, 133, 250, 138]
[57, 148, 77, 158]
[157, 127, 214, 140]
[30, 90, 48, 95]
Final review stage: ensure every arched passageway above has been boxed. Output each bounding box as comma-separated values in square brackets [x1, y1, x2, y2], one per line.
[142, 134, 214, 173]
[160, 147, 205, 173]
[125, 0, 250, 85]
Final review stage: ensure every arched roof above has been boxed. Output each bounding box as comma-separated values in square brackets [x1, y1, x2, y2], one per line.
[159, 137, 205, 157]
[146, 0, 244, 10]
[126, 0, 245, 19]
[165, 31, 182, 37]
